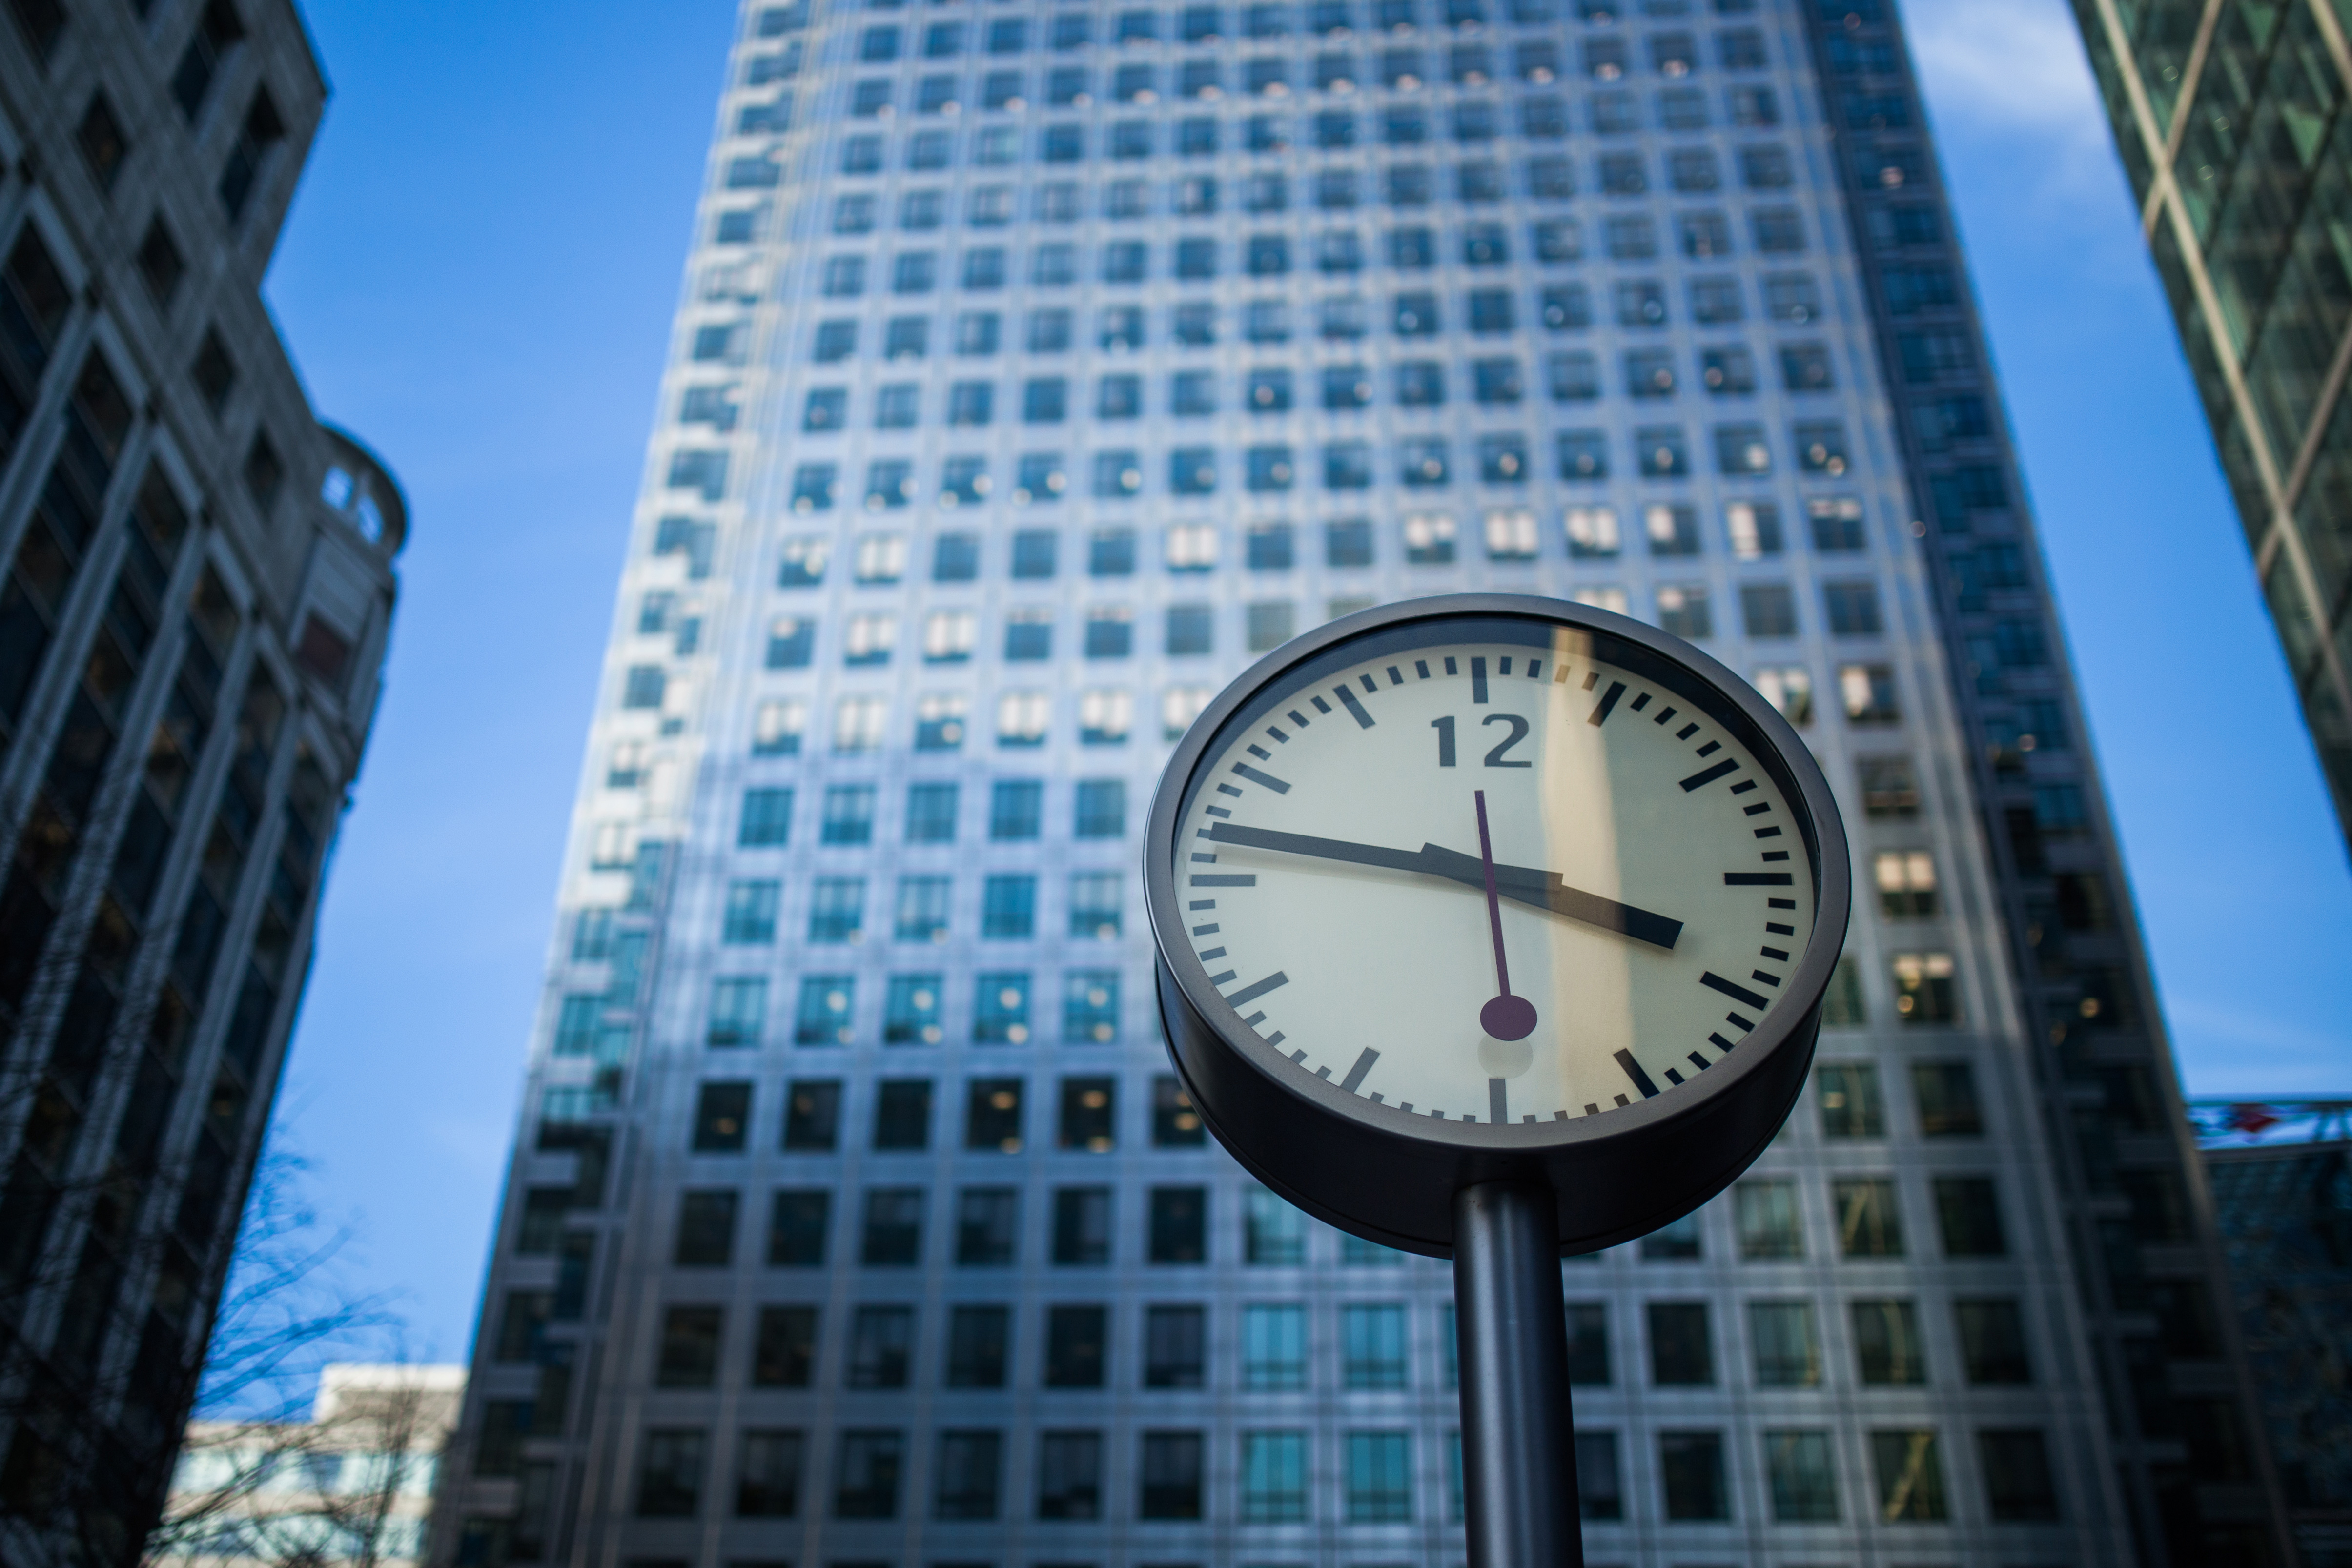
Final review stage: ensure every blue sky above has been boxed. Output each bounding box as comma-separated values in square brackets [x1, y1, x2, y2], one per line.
[253, 0, 2352, 1367]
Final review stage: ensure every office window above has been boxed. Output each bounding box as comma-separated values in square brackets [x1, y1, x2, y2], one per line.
[848, 1304, 915, 1388]
[675, 1189, 738, 1267]
[767, 1188, 831, 1266]
[1750, 1300, 1820, 1387]
[860, 1187, 924, 1266]
[783, 1081, 842, 1150]
[833, 1430, 903, 1520]
[1659, 1431, 1727, 1520]
[635, 1428, 706, 1517]
[1834, 1177, 1905, 1257]
[1237, 1303, 1309, 1391]
[934, 1430, 1001, 1521]
[1935, 1177, 2007, 1256]
[1045, 1303, 1108, 1382]
[706, 976, 767, 1051]
[1853, 1298, 1927, 1385]
[751, 1306, 817, 1389]
[1140, 1430, 1205, 1519]
[1148, 1187, 1207, 1263]
[656, 1305, 723, 1388]
[1735, 1179, 1803, 1258]
[1957, 1297, 2032, 1384]
[1642, 1211, 1702, 1260]
[807, 877, 865, 944]
[1980, 1430, 2061, 1520]
[873, 1079, 932, 1151]
[1247, 600, 1295, 650]
[1869, 1431, 1948, 1521]
[1764, 1430, 1839, 1523]
[1138, 1304, 1207, 1392]
[1345, 1431, 1412, 1523]
[973, 972, 1031, 1043]
[1656, 584, 1711, 639]
[693, 1082, 752, 1153]
[1037, 1431, 1102, 1520]
[1343, 1303, 1409, 1389]
[884, 974, 943, 1044]
[1052, 1188, 1112, 1266]
[1648, 1302, 1713, 1385]
[980, 874, 1035, 939]
[1818, 1062, 1883, 1137]
[964, 1079, 1024, 1156]
[1245, 1186, 1307, 1264]
[984, 779, 1041, 842]
[1911, 1061, 1982, 1137]
[946, 1305, 1011, 1387]
[1240, 1431, 1309, 1522]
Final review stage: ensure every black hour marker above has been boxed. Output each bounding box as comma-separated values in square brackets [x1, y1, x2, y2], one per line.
[1311, 695, 1332, 714]
[1197, 946, 1226, 961]
[1370, 1093, 1385, 1104]
[1695, 741, 1721, 757]
[1615, 1050, 1660, 1099]
[1263, 1027, 1283, 1043]
[1768, 897, 1795, 910]
[1248, 744, 1271, 760]
[1725, 1011, 1755, 1031]
[1498, 657, 1511, 675]
[1584, 1103, 1600, 1116]
[1444, 656, 1458, 675]
[1207, 969, 1236, 986]
[1760, 946, 1788, 961]
[1290, 1048, 1308, 1063]
[1724, 872, 1793, 886]
[1231, 762, 1291, 794]
[1288, 709, 1311, 728]
[1489, 1078, 1508, 1124]
[1190, 874, 1255, 887]
[1266, 726, 1288, 743]
[1751, 970, 1780, 987]
[1191, 923, 1219, 935]
[1679, 759, 1740, 792]
[1676, 722, 1699, 739]
[1754, 826, 1782, 839]
[1581, 671, 1599, 690]
[1224, 971, 1290, 1008]
[1708, 1032, 1736, 1052]
[1652, 704, 1677, 725]
[1613, 1094, 1629, 1108]
[1188, 899, 1215, 911]
[1336, 685, 1374, 728]
[1630, 692, 1651, 712]
[1663, 1067, 1686, 1086]
[1762, 850, 1789, 862]
[1554, 664, 1573, 684]
[1387, 665, 1406, 685]
[1730, 779, 1758, 795]
[1189, 852, 1218, 863]
[1688, 1052, 1709, 1071]
[1766, 922, 1793, 935]
[1315, 1065, 1332, 1079]
[1744, 803, 1771, 816]
[1359, 674, 1377, 694]
[1341, 1048, 1379, 1093]
[1589, 681, 1626, 726]
[1471, 657, 1490, 704]
[1206, 806, 1231, 818]
[1415, 660, 1431, 679]
[1527, 659, 1543, 679]
[1217, 783, 1243, 798]
[1701, 971, 1770, 1009]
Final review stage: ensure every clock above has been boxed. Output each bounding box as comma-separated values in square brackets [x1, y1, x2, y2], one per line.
[1145, 594, 1851, 1256]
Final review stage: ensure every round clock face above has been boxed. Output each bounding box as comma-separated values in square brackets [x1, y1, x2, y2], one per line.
[1167, 615, 1819, 1133]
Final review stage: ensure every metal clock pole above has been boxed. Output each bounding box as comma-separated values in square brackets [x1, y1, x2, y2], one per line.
[1453, 1181, 1583, 1568]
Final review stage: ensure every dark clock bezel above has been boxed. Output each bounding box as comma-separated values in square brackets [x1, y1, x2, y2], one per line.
[1143, 592, 1852, 1257]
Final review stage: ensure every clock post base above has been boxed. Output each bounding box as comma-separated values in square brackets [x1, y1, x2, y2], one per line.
[1453, 1181, 1582, 1568]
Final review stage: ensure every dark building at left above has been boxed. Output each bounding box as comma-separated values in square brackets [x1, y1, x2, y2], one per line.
[0, 3, 403, 1565]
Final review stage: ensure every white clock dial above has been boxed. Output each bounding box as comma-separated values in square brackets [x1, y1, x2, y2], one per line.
[1173, 634, 1818, 1126]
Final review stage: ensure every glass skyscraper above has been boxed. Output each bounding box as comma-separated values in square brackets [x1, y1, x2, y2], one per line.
[2072, 0, 2352, 851]
[435, 1, 2286, 1563]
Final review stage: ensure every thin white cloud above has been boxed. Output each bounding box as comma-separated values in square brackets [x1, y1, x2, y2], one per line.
[1901, 0, 2118, 197]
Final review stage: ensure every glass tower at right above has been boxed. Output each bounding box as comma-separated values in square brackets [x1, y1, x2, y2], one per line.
[2071, 0, 2352, 850]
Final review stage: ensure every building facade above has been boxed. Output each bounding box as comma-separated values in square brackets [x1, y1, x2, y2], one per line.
[439, 0, 2278, 1563]
[0, 2, 406, 1565]
[2072, 0, 2352, 851]
[150, 1362, 465, 1568]
[2204, 1129, 2352, 1568]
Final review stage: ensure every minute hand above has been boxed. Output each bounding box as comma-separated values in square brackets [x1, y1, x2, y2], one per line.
[1202, 822, 1682, 951]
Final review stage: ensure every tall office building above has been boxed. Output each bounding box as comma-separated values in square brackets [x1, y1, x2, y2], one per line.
[0, 2, 406, 1566]
[2071, 0, 2352, 850]
[437, 0, 2283, 1563]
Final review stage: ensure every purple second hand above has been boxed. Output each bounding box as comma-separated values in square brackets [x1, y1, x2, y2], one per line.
[1475, 790, 1538, 1042]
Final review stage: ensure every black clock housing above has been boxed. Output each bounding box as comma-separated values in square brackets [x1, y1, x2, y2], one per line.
[1144, 594, 1852, 1257]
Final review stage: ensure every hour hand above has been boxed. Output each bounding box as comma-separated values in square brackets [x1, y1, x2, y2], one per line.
[1415, 844, 1682, 951]
[1202, 823, 1682, 951]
